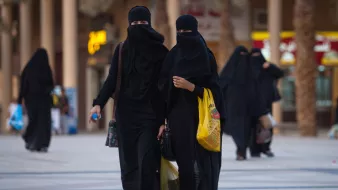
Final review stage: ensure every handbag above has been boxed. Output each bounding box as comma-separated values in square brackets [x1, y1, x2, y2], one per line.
[160, 123, 176, 161]
[256, 124, 272, 144]
[105, 41, 124, 148]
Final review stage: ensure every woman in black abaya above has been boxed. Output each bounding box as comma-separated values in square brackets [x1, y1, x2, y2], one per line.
[220, 46, 253, 160]
[250, 48, 284, 157]
[89, 6, 168, 190]
[18, 48, 54, 152]
[158, 15, 224, 190]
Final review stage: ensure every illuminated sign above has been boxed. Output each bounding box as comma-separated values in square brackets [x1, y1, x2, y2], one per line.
[88, 30, 107, 55]
[252, 31, 338, 65]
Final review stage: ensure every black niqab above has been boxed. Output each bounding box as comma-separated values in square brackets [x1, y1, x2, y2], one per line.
[219, 46, 249, 87]
[18, 48, 53, 103]
[123, 6, 168, 100]
[250, 48, 266, 79]
[172, 15, 211, 80]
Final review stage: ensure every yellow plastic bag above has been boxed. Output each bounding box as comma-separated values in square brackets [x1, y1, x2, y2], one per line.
[197, 88, 221, 152]
[160, 157, 179, 190]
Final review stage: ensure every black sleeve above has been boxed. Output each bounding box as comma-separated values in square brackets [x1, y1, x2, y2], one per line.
[92, 45, 120, 109]
[266, 63, 284, 79]
[193, 85, 204, 98]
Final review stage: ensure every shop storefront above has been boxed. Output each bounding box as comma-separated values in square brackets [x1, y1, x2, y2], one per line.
[252, 31, 338, 127]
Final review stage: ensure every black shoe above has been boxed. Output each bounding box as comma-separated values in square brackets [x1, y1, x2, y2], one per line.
[37, 148, 48, 153]
[236, 155, 246, 161]
[263, 151, 274, 157]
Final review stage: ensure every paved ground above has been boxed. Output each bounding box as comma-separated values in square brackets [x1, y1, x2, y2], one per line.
[0, 134, 337, 190]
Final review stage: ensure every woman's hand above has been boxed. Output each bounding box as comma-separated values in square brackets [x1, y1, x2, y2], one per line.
[263, 62, 270, 69]
[89, 105, 101, 123]
[157, 124, 165, 140]
[173, 76, 195, 92]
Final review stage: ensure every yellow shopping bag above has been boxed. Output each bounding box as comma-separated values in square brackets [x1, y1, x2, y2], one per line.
[160, 157, 179, 190]
[197, 88, 221, 152]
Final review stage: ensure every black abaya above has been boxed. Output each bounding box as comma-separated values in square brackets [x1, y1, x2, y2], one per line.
[250, 48, 284, 154]
[159, 15, 224, 189]
[93, 7, 168, 190]
[18, 48, 54, 152]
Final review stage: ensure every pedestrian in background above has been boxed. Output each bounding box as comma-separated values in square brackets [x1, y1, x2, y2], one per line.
[250, 48, 284, 158]
[18, 48, 54, 153]
[89, 6, 168, 190]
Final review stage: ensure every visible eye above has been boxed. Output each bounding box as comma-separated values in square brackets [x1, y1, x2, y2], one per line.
[252, 52, 261, 56]
[140, 21, 149, 25]
[240, 52, 247, 55]
[177, 29, 192, 33]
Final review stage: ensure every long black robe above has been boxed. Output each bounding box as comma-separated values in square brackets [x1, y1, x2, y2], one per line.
[158, 39, 224, 190]
[18, 48, 54, 151]
[250, 49, 284, 153]
[220, 46, 267, 158]
[93, 41, 168, 189]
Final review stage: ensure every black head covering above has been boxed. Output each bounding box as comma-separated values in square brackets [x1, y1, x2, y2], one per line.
[18, 48, 54, 103]
[122, 6, 168, 100]
[250, 48, 266, 79]
[128, 6, 151, 25]
[219, 46, 249, 86]
[173, 15, 211, 80]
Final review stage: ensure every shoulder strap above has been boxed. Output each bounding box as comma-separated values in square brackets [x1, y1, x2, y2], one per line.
[112, 42, 124, 120]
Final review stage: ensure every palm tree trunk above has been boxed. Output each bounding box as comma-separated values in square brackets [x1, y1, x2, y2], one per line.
[218, 0, 236, 73]
[293, 0, 317, 136]
[154, 0, 171, 48]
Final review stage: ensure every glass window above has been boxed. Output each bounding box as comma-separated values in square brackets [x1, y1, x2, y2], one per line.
[281, 66, 333, 110]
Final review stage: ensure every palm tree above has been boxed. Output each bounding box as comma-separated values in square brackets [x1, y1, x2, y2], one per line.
[154, 0, 171, 48]
[218, 0, 236, 72]
[293, 0, 317, 136]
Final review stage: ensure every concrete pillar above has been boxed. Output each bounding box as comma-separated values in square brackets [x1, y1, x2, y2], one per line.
[85, 67, 97, 131]
[41, 0, 55, 74]
[167, 0, 180, 47]
[268, 0, 282, 130]
[20, 0, 32, 69]
[62, 0, 78, 88]
[1, 4, 12, 133]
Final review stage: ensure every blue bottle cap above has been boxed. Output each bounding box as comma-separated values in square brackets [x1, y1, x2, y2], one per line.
[92, 113, 100, 120]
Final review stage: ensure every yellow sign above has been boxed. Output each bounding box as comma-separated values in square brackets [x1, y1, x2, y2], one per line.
[88, 30, 107, 55]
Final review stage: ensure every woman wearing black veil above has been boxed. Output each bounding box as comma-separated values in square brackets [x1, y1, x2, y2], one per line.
[89, 6, 168, 190]
[158, 15, 224, 190]
[250, 48, 284, 157]
[18, 48, 54, 152]
[220, 46, 268, 160]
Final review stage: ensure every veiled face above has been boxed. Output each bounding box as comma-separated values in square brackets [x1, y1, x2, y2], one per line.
[240, 51, 248, 55]
[130, 20, 149, 25]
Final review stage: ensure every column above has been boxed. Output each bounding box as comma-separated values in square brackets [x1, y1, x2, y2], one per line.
[62, 0, 78, 88]
[268, 0, 282, 130]
[167, 0, 180, 47]
[1, 4, 12, 133]
[20, 0, 32, 69]
[41, 0, 55, 74]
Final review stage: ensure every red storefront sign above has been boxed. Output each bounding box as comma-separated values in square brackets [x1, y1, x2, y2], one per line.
[252, 32, 338, 65]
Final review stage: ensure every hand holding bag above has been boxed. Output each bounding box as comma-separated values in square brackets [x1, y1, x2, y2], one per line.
[105, 42, 124, 148]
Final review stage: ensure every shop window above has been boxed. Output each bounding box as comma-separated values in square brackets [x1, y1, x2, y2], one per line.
[281, 66, 333, 110]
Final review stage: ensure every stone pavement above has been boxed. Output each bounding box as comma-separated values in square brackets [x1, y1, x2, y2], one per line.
[0, 134, 337, 190]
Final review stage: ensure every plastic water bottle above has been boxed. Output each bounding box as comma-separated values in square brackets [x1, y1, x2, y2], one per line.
[92, 113, 101, 121]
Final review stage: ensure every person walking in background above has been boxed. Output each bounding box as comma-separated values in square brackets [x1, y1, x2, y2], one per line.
[89, 6, 168, 190]
[158, 15, 224, 190]
[18, 48, 54, 153]
[59, 87, 69, 134]
[220, 46, 267, 161]
[250, 48, 284, 157]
